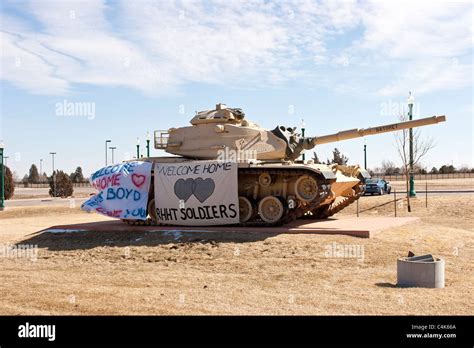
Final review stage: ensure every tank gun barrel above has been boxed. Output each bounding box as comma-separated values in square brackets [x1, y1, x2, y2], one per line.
[309, 115, 446, 146]
[156, 102, 447, 162]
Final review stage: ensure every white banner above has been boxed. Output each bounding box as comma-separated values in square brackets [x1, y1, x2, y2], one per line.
[81, 161, 152, 220]
[154, 161, 239, 225]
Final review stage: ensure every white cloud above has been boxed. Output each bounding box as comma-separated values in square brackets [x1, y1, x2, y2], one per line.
[378, 58, 472, 96]
[356, 0, 473, 96]
[359, 1, 472, 59]
[0, 0, 472, 96]
[0, 31, 69, 94]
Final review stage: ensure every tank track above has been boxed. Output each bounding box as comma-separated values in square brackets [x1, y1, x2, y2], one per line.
[304, 184, 364, 219]
[121, 168, 331, 227]
[237, 168, 331, 227]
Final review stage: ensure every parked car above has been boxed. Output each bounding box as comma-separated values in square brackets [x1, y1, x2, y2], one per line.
[364, 178, 391, 195]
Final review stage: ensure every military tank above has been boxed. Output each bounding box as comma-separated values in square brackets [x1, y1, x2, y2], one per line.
[123, 103, 446, 226]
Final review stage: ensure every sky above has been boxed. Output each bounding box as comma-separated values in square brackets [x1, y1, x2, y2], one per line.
[1, 0, 472, 178]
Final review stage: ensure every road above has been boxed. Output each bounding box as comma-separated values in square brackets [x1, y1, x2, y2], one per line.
[5, 197, 88, 208]
[5, 187, 93, 207]
[362, 190, 474, 197]
[13, 186, 94, 198]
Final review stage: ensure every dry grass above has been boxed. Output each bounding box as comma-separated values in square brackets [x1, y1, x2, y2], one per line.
[0, 194, 472, 315]
[386, 178, 474, 192]
[343, 192, 474, 231]
[1, 206, 87, 220]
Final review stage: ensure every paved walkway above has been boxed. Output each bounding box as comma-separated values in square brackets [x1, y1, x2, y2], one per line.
[44, 216, 420, 238]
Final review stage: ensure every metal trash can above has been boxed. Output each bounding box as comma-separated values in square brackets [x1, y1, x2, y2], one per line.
[397, 254, 445, 288]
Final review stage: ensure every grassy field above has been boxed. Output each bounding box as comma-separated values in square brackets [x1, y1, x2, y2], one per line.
[0, 187, 472, 315]
[387, 178, 474, 192]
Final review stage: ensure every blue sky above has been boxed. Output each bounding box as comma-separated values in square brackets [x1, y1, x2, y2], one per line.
[1, 0, 472, 178]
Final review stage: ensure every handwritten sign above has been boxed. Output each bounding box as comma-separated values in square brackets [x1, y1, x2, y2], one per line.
[81, 161, 152, 220]
[154, 161, 239, 225]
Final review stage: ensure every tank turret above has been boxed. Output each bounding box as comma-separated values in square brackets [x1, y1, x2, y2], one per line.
[155, 104, 446, 161]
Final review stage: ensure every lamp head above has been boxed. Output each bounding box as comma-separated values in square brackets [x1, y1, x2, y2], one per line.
[300, 118, 306, 129]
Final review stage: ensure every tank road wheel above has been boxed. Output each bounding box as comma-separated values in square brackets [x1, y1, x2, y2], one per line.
[147, 198, 158, 224]
[294, 175, 319, 202]
[258, 172, 272, 187]
[239, 196, 256, 223]
[258, 196, 285, 224]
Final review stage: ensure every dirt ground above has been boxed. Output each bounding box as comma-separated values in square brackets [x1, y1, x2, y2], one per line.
[0, 192, 472, 315]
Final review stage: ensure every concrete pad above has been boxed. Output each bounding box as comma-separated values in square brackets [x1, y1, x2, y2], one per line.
[284, 216, 420, 238]
[42, 216, 420, 238]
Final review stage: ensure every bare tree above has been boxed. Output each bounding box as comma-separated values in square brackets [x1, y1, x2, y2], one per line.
[381, 160, 400, 175]
[394, 114, 435, 212]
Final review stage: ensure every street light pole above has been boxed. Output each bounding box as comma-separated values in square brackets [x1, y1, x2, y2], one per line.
[136, 137, 140, 159]
[300, 119, 306, 161]
[40, 158, 43, 175]
[363, 143, 367, 170]
[105, 140, 111, 166]
[109, 146, 116, 164]
[50, 152, 56, 196]
[50, 152, 56, 173]
[146, 132, 151, 158]
[408, 92, 416, 197]
[0, 141, 5, 210]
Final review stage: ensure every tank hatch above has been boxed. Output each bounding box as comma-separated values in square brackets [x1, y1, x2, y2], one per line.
[190, 103, 246, 125]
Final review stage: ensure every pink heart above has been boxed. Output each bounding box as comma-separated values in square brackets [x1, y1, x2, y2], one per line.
[131, 173, 146, 188]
